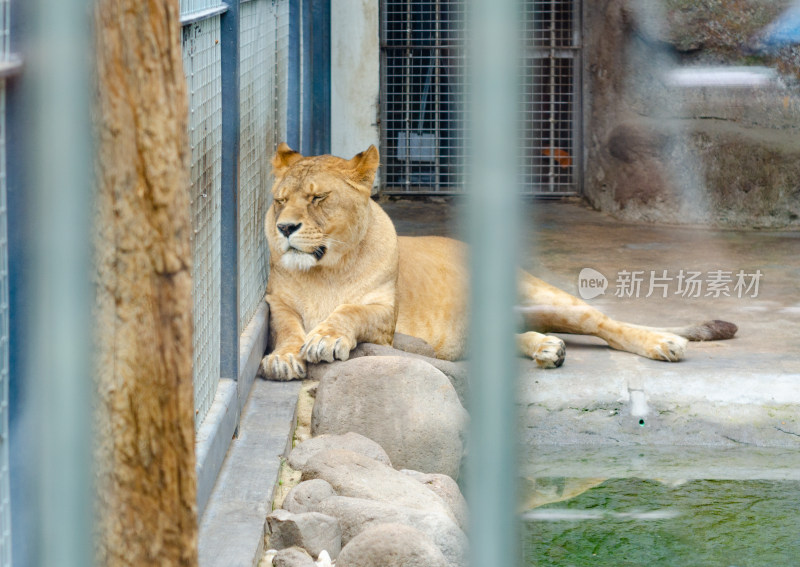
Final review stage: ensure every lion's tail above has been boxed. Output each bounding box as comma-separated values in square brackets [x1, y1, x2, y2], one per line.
[659, 319, 738, 341]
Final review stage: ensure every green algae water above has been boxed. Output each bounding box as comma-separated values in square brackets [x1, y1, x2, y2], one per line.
[520, 448, 800, 567]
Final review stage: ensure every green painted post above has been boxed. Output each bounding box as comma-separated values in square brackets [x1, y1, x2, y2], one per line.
[465, 0, 523, 565]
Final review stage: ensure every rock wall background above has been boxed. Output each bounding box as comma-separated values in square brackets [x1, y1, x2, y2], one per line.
[584, 0, 800, 227]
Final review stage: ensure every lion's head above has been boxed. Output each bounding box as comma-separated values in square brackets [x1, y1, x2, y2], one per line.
[266, 143, 380, 271]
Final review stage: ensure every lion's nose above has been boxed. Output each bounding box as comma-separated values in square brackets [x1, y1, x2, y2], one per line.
[277, 222, 301, 237]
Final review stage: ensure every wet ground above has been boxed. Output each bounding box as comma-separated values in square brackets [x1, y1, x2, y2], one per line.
[382, 196, 800, 447]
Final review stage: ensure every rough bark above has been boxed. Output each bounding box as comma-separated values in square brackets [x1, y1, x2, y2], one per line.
[93, 1, 197, 565]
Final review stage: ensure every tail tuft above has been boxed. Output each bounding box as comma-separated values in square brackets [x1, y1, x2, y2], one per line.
[683, 319, 738, 341]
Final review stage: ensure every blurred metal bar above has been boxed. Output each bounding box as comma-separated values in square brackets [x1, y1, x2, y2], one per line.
[24, 0, 93, 564]
[465, 0, 522, 565]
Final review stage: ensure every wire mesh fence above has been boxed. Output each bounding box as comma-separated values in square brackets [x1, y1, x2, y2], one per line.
[380, 0, 581, 195]
[238, 0, 290, 332]
[183, 16, 223, 430]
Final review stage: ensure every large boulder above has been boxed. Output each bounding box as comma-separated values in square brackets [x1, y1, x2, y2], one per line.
[299, 449, 456, 523]
[336, 523, 449, 567]
[312, 496, 468, 567]
[288, 432, 392, 470]
[311, 357, 468, 479]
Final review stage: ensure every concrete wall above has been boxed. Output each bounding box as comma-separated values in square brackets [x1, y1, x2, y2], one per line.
[583, 0, 800, 228]
[331, 0, 381, 189]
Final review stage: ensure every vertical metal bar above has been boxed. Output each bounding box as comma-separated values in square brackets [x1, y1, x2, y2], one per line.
[287, 0, 301, 149]
[465, 0, 521, 566]
[379, 0, 388, 191]
[573, 0, 583, 195]
[300, 0, 312, 155]
[548, 2, 556, 193]
[309, 0, 330, 155]
[434, 0, 441, 189]
[403, 0, 411, 190]
[23, 0, 93, 564]
[220, 1, 240, 382]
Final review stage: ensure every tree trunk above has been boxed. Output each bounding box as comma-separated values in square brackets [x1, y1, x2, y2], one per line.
[93, 1, 198, 565]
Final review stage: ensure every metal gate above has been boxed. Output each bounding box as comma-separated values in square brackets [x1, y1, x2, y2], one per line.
[380, 0, 581, 195]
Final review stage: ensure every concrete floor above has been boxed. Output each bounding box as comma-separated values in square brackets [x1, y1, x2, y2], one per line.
[382, 197, 800, 448]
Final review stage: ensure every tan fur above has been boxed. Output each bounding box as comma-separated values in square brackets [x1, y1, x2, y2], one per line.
[260, 145, 736, 381]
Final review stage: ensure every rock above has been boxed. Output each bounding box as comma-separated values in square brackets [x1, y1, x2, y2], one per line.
[266, 509, 342, 560]
[288, 432, 392, 470]
[353, 344, 469, 405]
[311, 357, 468, 479]
[400, 470, 468, 532]
[272, 546, 316, 567]
[312, 496, 468, 567]
[300, 449, 456, 522]
[305, 344, 469, 406]
[283, 479, 337, 514]
[336, 523, 449, 567]
[391, 333, 436, 358]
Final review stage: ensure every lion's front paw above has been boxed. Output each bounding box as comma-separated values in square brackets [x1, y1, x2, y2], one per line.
[646, 333, 688, 362]
[300, 330, 355, 364]
[259, 351, 307, 381]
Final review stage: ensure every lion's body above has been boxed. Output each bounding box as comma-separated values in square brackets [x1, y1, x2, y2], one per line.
[260, 144, 736, 381]
[396, 235, 470, 361]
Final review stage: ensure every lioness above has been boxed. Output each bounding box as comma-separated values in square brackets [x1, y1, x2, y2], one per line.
[259, 144, 736, 381]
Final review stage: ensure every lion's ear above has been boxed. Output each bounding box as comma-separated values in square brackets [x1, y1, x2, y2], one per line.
[347, 145, 380, 189]
[272, 143, 303, 177]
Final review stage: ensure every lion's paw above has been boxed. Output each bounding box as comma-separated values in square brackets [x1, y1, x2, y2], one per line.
[259, 352, 307, 381]
[646, 333, 688, 362]
[534, 335, 566, 369]
[300, 331, 355, 364]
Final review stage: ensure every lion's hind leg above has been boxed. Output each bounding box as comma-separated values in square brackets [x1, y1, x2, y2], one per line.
[517, 331, 566, 368]
[516, 303, 688, 362]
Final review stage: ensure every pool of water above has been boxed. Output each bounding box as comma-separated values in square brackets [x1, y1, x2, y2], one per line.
[520, 446, 800, 567]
